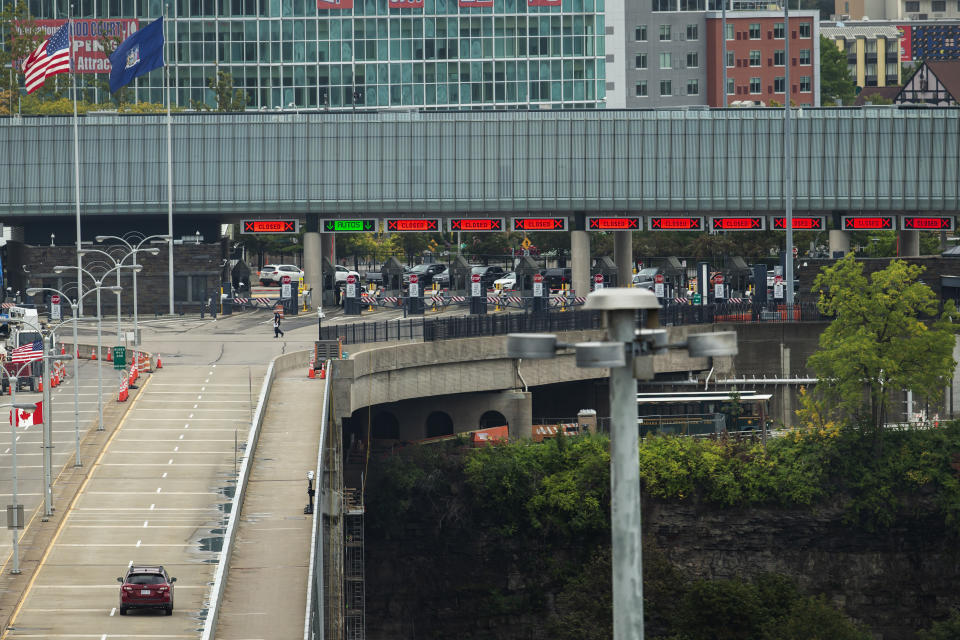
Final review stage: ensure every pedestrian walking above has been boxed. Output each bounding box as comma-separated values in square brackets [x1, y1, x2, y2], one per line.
[273, 312, 284, 338]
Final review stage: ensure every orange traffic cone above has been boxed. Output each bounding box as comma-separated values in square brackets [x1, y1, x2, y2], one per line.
[308, 366, 316, 379]
[60, 346, 65, 355]
[90, 348, 97, 360]
[319, 365, 326, 380]
[106, 349, 112, 363]
[156, 355, 162, 369]
[38, 378, 43, 392]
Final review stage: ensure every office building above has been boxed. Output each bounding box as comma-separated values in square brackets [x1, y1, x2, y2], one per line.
[821, 23, 900, 88]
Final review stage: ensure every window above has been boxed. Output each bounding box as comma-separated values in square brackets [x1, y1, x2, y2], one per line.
[932, 0, 945, 10]
[660, 79, 672, 96]
[774, 22, 784, 39]
[659, 52, 672, 69]
[660, 25, 671, 41]
[687, 79, 699, 95]
[686, 52, 698, 68]
[774, 49, 785, 66]
[750, 77, 760, 93]
[725, 24, 734, 40]
[774, 76, 785, 92]
[749, 50, 761, 66]
[800, 76, 811, 92]
[636, 53, 647, 69]
[798, 22, 811, 38]
[905, 1, 919, 9]
[749, 23, 761, 39]
[726, 50, 735, 67]
[726, 77, 735, 95]
[799, 49, 810, 65]
[635, 25, 647, 41]
[686, 24, 698, 40]
[636, 81, 648, 96]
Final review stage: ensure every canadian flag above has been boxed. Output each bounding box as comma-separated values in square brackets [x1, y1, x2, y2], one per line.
[10, 402, 43, 427]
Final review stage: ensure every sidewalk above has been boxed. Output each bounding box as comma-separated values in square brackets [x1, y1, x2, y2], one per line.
[215, 369, 326, 640]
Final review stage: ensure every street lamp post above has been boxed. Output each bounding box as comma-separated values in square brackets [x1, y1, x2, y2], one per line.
[78, 248, 146, 344]
[95, 234, 168, 346]
[507, 288, 738, 640]
[53, 265, 125, 431]
[37, 333, 72, 518]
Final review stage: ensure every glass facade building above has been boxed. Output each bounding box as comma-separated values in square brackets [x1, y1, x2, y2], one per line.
[23, 0, 606, 110]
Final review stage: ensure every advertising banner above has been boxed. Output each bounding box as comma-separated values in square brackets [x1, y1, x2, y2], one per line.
[389, 0, 425, 7]
[317, 0, 354, 9]
[28, 19, 139, 74]
[460, 0, 495, 6]
[898, 25, 912, 62]
[528, 0, 562, 5]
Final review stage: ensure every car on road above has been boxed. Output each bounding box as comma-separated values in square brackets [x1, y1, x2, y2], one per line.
[259, 264, 304, 286]
[470, 265, 507, 289]
[403, 263, 449, 287]
[335, 265, 361, 284]
[117, 565, 177, 616]
[541, 267, 572, 290]
[493, 271, 517, 290]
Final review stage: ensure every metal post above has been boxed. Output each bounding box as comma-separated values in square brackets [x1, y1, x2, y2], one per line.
[72, 300, 81, 466]
[721, 0, 727, 106]
[608, 308, 643, 640]
[132, 252, 139, 346]
[166, 4, 175, 316]
[10, 379, 21, 575]
[116, 264, 122, 343]
[96, 285, 104, 431]
[784, 0, 794, 308]
[42, 335, 52, 518]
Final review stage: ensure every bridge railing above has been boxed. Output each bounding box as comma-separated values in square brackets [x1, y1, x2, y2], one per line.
[304, 360, 333, 640]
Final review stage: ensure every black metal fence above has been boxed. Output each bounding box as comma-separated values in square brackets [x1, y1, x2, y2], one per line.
[658, 301, 827, 326]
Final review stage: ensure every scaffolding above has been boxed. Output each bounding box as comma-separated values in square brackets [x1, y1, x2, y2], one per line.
[344, 488, 366, 640]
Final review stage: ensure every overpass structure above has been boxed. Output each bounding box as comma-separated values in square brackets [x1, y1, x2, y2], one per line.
[2, 107, 957, 299]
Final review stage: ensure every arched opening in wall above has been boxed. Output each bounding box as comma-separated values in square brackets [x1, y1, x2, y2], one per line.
[425, 411, 454, 438]
[371, 411, 400, 440]
[479, 410, 508, 429]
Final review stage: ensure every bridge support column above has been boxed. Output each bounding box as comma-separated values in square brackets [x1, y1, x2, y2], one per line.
[503, 390, 532, 442]
[303, 217, 322, 309]
[899, 230, 920, 257]
[828, 230, 850, 257]
[614, 231, 633, 287]
[571, 213, 590, 299]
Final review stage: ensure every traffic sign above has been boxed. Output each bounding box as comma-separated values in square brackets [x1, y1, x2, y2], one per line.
[521, 237, 532, 250]
[112, 346, 126, 369]
[471, 274, 481, 283]
[512, 217, 567, 231]
[711, 216, 765, 231]
[654, 274, 664, 284]
[714, 274, 724, 284]
[593, 273, 604, 290]
[774, 283, 785, 299]
[774, 275, 783, 284]
[771, 216, 825, 230]
[792, 247, 798, 257]
[649, 216, 703, 231]
[409, 274, 419, 284]
[241, 220, 299, 234]
[346, 274, 357, 299]
[654, 282, 665, 298]
[281, 275, 292, 285]
[533, 273, 544, 283]
[281, 283, 292, 300]
[901, 216, 954, 231]
[842, 215, 895, 230]
[714, 283, 724, 299]
[471, 273, 482, 297]
[449, 218, 505, 232]
[384, 218, 440, 232]
[323, 219, 378, 233]
[692, 293, 702, 305]
[50, 294, 61, 321]
[587, 216, 642, 231]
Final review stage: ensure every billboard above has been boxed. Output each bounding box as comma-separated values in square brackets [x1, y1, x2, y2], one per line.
[317, 0, 354, 8]
[459, 0, 495, 6]
[898, 25, 912, 62]
[27, 19, 139, 74]
[389, 0, 425, 7]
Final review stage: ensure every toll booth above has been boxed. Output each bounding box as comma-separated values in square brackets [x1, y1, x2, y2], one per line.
[220, 281, 233, 316]
[321, 258, 337, 306]
[515, 256, 541, 294]
[751, 263, 768, 320]
[407, 274, 425, 315]
[343, 274, 362, 315]
[724, 257, 751, 297]
[381, 257, 405, 294]
[594, 256, 618, 288]
[658, 256, 685, 299]
[450, 255, 473, 295]
[469, 273, 487, 315]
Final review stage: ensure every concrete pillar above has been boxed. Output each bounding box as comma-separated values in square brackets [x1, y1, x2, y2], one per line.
[899, 230, 920, 257]
[614, 231, 633, 287]
[780, 343, 792, 426]
[828, 230, 850, 257]
[502, 390, 532, 442]
[571, 213, 590, 298]
[303, 229, 322, 309]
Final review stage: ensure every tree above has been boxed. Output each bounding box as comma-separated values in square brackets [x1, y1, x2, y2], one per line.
[196, 70, 247, 112]
[864, 93, 894, 105]
[807, 255, 956, 445]
[0, 0, 44, 112]
[819, 35, 856, 105]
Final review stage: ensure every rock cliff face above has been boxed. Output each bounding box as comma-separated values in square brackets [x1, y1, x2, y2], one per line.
[644, 499, 960, 639]
[365, 497, 960, 640]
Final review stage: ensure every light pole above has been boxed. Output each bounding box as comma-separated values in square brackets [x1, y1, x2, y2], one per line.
[53, 264, 125, 432]
[37, 332, 72, 518]
[506, 288, 738, 640]
[77, 248, 144, 344]
[27, 287, 85, 467]
[95, 234, 168, 346]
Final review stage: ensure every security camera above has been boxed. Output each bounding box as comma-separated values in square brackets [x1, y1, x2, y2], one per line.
[306, 470, 315, 481]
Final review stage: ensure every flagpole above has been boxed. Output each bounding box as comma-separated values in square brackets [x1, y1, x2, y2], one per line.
[165, 6, 174, 315]
[70, 6, 83, 316]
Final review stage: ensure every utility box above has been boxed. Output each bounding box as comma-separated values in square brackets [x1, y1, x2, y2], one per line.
[515, 256, 541, 295]
[381, 257, 405, 294]
[577, 409, 598, 435]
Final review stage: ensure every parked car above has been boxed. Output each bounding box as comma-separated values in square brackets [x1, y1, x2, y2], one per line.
[493, 271, 517, 290]
[335, 265, 361, 284]
[403, 263, 449, 287]
[632, 267, 660, 287]
[117, 565, 177, 616]
[470, 265, 506, 289]
[259, 264, 304, 286]
[541, 267, 572, 290]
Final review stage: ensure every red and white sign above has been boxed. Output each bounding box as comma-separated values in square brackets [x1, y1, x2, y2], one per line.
[714, 274, 724, 285]
[654, 274, 664, 284]
[533, 274, 544, 283]
[51, 294, 60, 304]
[10, 401, 43, 427]
[281, 275, 292, 284]
[528, 0, 561, 5]
[388, 0, 424, 7]
[459, 0, 494, 6]
[317, 0, 353, 8]
[594, 274, 603, 283]
[774, 275, 783, 284]
[346, 275, 357, 284]
[471, 274, 481, 283]
[409, 274, 419, 284]
[18, 20, 139, 74]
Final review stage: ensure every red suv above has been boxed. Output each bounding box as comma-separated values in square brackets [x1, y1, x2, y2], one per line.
[117, 565, 177, 615]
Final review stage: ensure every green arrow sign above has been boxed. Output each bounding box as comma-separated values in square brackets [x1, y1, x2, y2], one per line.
[323, 219, 377, 233]
[112, 346, 127, 369]
[692, 293, 702, 305]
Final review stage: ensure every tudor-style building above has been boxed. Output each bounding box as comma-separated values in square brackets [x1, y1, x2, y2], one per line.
[897, 59, 960, 105]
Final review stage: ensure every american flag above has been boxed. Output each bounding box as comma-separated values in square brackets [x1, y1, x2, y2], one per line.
[9, 340, 43, 364]
[23, 23, 71, 94]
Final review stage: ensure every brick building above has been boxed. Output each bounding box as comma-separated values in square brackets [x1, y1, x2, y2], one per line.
[705, 11, 821, 106]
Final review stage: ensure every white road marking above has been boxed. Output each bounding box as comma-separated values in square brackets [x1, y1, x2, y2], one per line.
[156, 487, 162, 493]
[160, 473, 166, 479]
[136, 539, 141, 547]
[179, 434, 184, 439]
[193, 404, 198, 409]
[168, 459, 173, 464]
[173, 446, 179, 452]
[189, 414, 194, 418]
[197, 395, 202, 400]
[143, 521, 148, 527]
[109, 608, 116, 616]
[201, 386, 206, 391]
[150, 504, 155, 510]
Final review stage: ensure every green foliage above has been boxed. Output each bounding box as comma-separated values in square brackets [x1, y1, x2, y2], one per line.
[865, 93, 894, 105]
[550, 548, 613, 640]
[916, 610, 960, 640]
[760, 594, 873, 640]
[820, 35, 857, 105]
[809, 255, 957, 434]
[208, 70, 248, 112]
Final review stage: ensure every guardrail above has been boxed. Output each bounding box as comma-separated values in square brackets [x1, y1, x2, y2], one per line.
[305, 362, 332, 640]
